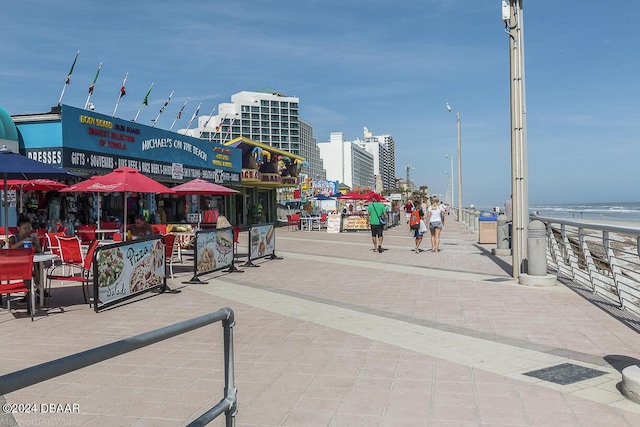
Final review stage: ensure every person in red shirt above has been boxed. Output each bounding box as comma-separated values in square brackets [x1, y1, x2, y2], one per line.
[404, 200, 413, 223]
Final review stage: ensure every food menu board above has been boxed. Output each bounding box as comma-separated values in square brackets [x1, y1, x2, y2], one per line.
[94, 236, 165, 310]
[342, 214, 370, 231]
[326, 214, 341, 233]
[249, 224, 275, 260]
[194, 228, 234, 275]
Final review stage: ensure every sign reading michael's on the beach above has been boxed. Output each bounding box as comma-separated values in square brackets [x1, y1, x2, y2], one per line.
[93, 235, 166, 311]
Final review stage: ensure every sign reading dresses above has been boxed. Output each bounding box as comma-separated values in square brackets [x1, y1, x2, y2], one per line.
[22, 105, 241, 184]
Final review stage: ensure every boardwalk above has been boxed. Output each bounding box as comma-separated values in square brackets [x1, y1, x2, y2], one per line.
[2, 220, 640, 426]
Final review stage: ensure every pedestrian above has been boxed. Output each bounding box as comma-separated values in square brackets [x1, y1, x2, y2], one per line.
[409, 200, 424, 253]
[367, 199, 387, 253]
[427, 196, 445, 253]
[404, 200, 413, 223]
[127, 215, 153, 239]
[8, 215, 41, 252]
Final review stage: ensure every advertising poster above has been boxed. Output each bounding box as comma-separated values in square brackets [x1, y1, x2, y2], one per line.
[342, 214, 370, 231]
[327, 214, 341, 233]
[249, 224, 275, 260]
[95, 237, 165, 307]
[195, 229, 234, 275]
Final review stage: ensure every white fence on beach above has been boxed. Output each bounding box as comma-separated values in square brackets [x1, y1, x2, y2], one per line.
[535, 216, 640, 317]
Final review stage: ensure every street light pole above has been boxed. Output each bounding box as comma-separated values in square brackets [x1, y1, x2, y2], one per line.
[504, 0, 528, 279]
[445, 154, 454, 211]
[446, 103, 462, 221]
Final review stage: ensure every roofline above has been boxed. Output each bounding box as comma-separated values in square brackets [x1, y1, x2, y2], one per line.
[224, 136, 305, 162]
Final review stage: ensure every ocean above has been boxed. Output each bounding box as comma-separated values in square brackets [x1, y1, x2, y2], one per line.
[529, 202, 640, 222]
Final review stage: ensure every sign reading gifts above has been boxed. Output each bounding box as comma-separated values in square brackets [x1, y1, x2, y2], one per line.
[58, 105, 241, 182]
[93, 236, 166, 310]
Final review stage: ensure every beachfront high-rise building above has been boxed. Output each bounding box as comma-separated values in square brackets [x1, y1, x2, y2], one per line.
[179, 88, 326, 180]
[353, 127, 396, 193]
[318, 132, 374, 189]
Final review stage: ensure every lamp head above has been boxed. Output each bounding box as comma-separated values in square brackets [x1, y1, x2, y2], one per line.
[445, 103, 452, 113]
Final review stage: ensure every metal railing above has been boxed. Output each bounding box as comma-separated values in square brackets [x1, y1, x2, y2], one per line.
[535, 216, 640, 316]
[0, 308, 237, 427]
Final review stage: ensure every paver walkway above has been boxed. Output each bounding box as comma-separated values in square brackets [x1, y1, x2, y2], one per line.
[1, 219, 640, 426]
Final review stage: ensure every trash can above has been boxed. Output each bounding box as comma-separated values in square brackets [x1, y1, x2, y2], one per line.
[478, 211, 497, 244]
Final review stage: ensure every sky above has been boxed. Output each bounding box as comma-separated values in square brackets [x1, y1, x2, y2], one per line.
[2, 1, 639, 207]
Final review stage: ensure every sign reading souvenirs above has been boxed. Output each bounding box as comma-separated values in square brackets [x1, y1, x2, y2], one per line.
[22, 105, 242, 184]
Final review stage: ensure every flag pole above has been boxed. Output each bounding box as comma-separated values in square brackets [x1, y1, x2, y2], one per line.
[57, 51, 79, 106]
[152, 90, 174, 127]
[112, 73, 128, 117]
[84, 62, 102, 110]
[133, 83, 153, 122]
[185, 102, 202, 132]
[223, 113, 238, 143]
[170, 97, 189, 131]
[199, 106, 217, 138]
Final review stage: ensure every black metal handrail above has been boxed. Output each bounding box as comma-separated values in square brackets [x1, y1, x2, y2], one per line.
[0, 308, 237, 427]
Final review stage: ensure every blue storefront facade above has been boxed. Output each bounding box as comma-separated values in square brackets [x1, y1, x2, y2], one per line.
[15, 105, 241, 185]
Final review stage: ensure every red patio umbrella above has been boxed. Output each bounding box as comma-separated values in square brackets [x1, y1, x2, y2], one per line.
[61, 167, 175, 232]
[7, 179, 69, 213]
[336, 191, 368, 200]
[170, 178, 238, 227]
[170, 178, 238, 196]
[6, 179, 68, 192]
[364, 191, 389, 202]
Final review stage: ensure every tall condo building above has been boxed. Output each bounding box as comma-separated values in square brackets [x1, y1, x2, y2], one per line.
[179, 88, 325, 180]
[354, 127, 396, 193]
[318, 132, 374, 189]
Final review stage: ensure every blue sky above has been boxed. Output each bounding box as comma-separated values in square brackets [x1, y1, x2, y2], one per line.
[2, 1, 639, 206]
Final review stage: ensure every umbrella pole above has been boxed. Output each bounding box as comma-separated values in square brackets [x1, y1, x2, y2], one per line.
[123, 192, 127, 238]
[3, 176, 8, 243]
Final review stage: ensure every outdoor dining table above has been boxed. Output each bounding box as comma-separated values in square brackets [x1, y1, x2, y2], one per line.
[299, 215, 321, 231]
[33, 252, 58, 307]
[94, 229, 120, 240]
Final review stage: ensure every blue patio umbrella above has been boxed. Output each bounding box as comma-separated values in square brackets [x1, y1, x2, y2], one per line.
[1, 146, 75, 241]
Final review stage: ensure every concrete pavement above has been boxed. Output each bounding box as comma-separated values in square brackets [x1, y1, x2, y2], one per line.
[2, 219, 640, 426]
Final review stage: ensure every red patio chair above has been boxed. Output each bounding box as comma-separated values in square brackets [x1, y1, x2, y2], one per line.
[163, 234, 177, 278]
[46, 239, 99, 304]
[287, 214, 300, 231]
[0, 248, 35, 321]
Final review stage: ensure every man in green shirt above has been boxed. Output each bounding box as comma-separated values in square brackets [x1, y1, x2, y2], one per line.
[367, 201, 386, 253]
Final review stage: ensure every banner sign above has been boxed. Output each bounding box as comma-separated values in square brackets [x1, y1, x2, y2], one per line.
[20, 105, 242, 184]
[93, 235, 166, 311]
[342, 214, 370, 232]
[183, 228, 235, 283]
[327, 214, 341, 233]
[242, 223, 281, 267]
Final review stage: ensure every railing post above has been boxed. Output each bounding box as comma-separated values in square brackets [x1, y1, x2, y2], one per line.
[519, 219, 556, 287]
[492, 214, 511, 256]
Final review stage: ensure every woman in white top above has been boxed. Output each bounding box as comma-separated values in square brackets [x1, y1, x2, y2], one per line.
[427, 196, 445, 253]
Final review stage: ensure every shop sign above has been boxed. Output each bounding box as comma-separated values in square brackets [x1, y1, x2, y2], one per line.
[241, 169, 261, 182]
[49, 147, 241, 184]
[281, 177, 298, 186]
[261, 173, 281, 183]
[59, 105, 241, 174]
[172, 163, 184, 180]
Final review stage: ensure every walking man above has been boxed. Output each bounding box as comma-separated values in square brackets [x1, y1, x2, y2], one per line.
[368, 200, 387, 253]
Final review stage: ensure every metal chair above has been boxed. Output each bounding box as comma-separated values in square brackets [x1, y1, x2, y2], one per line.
[46, 236, 92, 304]
[163, 234, 177, 278]
[0, 248, 35, 321]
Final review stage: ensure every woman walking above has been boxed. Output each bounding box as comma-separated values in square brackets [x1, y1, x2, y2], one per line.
[427, 196, 445, 252]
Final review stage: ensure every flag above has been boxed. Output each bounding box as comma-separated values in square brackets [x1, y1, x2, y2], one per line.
[176, 98, 189, 119]
[119, 85, 126, 98]
[186, 102, 201, 129]
[142, 84, 153, 105]
[65, 51, 80, 85]
[87, 63, 102, 94]
[159, 91, 173, 114]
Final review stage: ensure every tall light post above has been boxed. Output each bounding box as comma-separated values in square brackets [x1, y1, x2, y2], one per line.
[504, 0, 528, 279]
[445, 154, 454, 210]
[445, 103, 462, 221]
